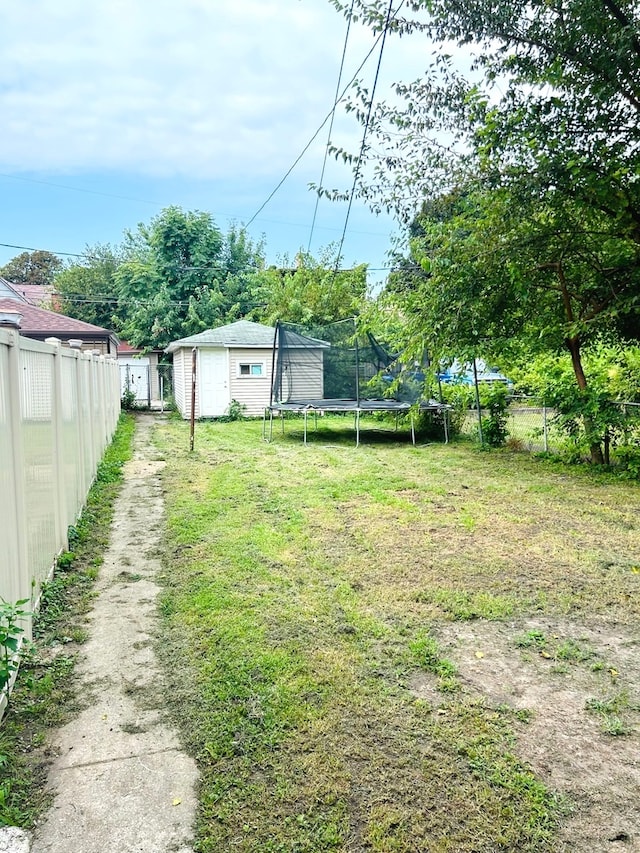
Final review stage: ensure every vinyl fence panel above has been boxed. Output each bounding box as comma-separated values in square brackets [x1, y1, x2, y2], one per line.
[0, 330, 121, 710]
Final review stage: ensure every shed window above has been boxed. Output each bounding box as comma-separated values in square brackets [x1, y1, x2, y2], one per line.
[238, 362, 264, 377]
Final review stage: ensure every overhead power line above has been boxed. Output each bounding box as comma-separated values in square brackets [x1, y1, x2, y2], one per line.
[245, 3, 405, 230]
[307, 0, 356, 254]
[333, 0, 397, 274]
[0, 241, 85, 258]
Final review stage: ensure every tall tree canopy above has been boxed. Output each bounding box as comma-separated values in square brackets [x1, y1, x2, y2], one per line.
[115, 207, 266, 350]
[55, 244, 124, 330]
[0, 250, 63, 287]
[330, 0, 640, 461]
[252, 248, 369, 326]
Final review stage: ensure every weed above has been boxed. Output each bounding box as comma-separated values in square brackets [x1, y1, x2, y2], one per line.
[418, 588, 515, 620]
[585, 690, 637, 735]
[515, 629, 547, 650]
[0, 599, 31, 694]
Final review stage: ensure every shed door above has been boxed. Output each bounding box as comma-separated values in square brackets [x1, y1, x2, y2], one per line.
[199, 348, 230, 417]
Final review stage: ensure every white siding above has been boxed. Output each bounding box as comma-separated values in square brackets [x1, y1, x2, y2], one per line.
[173, 348, 200, 420]
[286, 348, 324, 401]
[229, 347, 273, 416]
[173, 341, 325, 418]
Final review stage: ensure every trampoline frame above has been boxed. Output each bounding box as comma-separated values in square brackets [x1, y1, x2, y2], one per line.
[263, 399, 450, 447]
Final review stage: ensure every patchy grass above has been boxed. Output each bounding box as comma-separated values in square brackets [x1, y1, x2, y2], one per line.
[585, 690, 639, 736]
[0, 414, 134, 829]
[154, 417, 638, 852]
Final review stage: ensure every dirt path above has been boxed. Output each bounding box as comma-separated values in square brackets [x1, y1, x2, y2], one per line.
[31, 414, 198, 853]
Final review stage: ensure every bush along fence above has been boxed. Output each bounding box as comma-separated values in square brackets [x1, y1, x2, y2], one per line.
[453, 388, 640, 470]
[0, 319, 121, 716]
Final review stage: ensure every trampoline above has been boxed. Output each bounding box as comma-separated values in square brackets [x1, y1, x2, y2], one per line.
[263, 320, 450, 446]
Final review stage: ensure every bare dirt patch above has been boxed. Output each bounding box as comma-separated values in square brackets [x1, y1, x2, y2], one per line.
[419, 618, 640, 852]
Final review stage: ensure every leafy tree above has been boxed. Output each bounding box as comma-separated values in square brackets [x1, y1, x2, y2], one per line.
[115, 207, 265, 350]
[0, 250, 63, 286]
[253, 247, 368, 326]
[54, 244, 124, 330]
[329, 0, 640, 462]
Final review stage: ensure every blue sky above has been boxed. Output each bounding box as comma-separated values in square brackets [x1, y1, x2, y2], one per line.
[0, 0, 432, 291]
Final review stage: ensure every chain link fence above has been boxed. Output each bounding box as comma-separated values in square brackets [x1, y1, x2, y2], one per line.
[459, 395, 640, 460]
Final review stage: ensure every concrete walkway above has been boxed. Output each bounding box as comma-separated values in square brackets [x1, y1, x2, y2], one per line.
[28, 414, 199, 853]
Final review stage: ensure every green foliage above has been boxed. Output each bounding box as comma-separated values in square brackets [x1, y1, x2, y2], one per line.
[252, 247, 368, 326]
[217, 399, 246, 422]
[115, 208, 267, 351]
[479, 384, 510, 448]
[54, 244, 124, 330]
[0, 599, 31, 694]
[120, 387, 137, 411]
[510, 344, 640, 470]
[439, 383, 474, 437]
[331, 0, 640, 463]
[0, 250, 62, 287]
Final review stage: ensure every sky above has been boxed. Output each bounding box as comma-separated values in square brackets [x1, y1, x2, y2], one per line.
[0, 0, 433, 291]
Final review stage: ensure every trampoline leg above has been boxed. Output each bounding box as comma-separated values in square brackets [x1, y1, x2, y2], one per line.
[282, 411, 285, 434]
[262, 408, 267, 441]
[270, 409, 274, 442]
[355, 410, 360, 448]
[444, 410, 449, 444]
[411, 414, 416, 446]
[304, 410, 308, 446]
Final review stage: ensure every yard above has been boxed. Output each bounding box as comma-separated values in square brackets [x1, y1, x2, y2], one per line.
[154, 416, 639, 852]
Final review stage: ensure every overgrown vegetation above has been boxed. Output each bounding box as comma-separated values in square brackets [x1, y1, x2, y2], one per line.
[0, 414, 134, 829]
[155, 418, 638, 852]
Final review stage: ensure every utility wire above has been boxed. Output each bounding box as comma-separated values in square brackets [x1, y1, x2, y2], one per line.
[307, 0, 356, 254]
[245, 7, 404, 230]
[0, 241, 85, 258]
[333, 0, 397, 275]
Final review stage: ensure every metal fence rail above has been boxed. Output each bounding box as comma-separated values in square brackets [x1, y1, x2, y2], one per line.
[1, 329, 121, 708]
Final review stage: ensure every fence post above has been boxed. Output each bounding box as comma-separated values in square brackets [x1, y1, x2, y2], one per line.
[6, 327, 32, 631]
[542, 402, 549, 453]
[472, 358, 484, 446]
[45, 338, 69, 551]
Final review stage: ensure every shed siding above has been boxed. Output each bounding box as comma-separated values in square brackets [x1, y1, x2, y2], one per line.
[286, 348, 324, 401]
[173, 348, 201, 420]
[229, 348, 273, 415]
[172, 340, 325, 419]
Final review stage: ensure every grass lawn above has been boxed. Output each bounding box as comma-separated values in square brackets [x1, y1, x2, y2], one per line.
[154, 416, 639, 852]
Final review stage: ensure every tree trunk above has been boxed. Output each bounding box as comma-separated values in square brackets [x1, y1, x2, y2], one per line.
[565, 335, 605, 465]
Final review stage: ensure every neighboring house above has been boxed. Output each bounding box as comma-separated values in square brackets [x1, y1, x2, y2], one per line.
[117, 341, 164, 406]
[0, 277, 56, 309]
[0, 297, 119, 355]
[167, 319, 327, 419]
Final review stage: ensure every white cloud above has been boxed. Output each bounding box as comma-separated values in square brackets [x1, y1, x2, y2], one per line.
[0, 0, 431, 181]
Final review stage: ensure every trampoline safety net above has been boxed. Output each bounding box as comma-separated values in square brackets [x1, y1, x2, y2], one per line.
[271, 319, 416, 407]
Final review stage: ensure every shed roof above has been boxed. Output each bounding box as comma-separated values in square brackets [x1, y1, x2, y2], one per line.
[166, 319, 328, 352]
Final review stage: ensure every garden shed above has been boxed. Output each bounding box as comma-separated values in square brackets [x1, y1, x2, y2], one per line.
[167, 319, 327, 419]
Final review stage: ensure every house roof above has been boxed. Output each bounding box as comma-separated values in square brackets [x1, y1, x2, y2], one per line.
[0, 278, 28, 302]
[166, 319, 329, 353]
[0, 298, 118, 343]
[118, 340, 164, 356]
